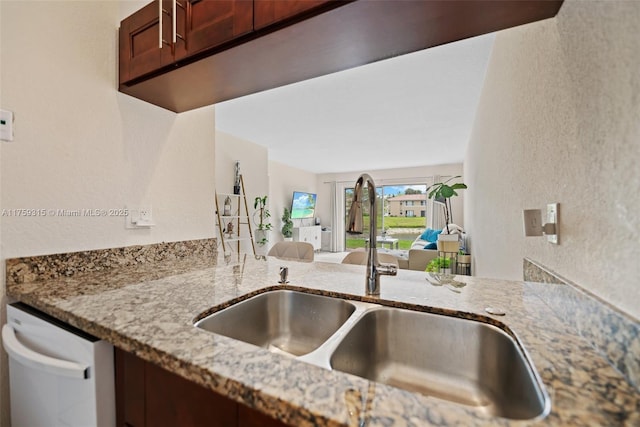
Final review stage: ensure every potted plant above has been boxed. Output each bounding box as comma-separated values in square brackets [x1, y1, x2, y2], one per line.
[427, 176, 467, 252]
[425, 256, 452, 274]
[281, 207, 293, 241]
[253, 196, 272, 246]
[457, 250, 471, 264]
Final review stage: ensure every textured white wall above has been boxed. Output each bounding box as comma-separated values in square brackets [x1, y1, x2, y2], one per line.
[1, 1, 216, 257]
[465, 0, 640, 319]
[0, 2, 216, 424]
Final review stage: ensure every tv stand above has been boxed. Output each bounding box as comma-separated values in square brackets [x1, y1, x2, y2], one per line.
[292, 226, 321, 251]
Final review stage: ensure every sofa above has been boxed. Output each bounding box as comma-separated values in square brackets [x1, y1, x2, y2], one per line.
[402, 225, 463, 271]
[368, 226, 463, 271]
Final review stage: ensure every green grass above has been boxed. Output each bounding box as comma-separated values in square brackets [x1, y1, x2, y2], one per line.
[359, 215, 425, 229]
[346, 214, 425, 250]
[381, 216, 426, 228]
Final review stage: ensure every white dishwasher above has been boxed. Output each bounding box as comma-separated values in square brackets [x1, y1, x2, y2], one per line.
[2, 303, 115, 427]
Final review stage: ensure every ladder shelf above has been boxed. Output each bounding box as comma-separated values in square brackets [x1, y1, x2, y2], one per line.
[215, 175, 256, 256]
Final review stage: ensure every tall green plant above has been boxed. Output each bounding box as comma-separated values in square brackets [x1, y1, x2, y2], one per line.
[253, 196, 272, 246]
[427, 176, 467, 234]
[281, 207, 293, 238]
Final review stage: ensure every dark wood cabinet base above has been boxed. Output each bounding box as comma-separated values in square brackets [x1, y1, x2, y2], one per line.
[115, 348, 288, 427]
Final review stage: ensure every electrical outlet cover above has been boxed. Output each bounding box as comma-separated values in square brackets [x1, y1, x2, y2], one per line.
[523, 209, 543, 236]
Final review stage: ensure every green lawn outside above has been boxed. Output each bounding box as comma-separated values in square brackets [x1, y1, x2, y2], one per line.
[382, 216, 426, 229]
[360, 215, 425, 229]
[346, 215, 425, 250]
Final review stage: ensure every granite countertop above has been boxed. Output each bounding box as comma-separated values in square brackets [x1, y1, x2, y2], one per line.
[6, 247, 640, 426]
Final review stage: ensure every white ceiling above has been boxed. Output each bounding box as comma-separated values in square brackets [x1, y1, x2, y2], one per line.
[215, 33, 495, 174]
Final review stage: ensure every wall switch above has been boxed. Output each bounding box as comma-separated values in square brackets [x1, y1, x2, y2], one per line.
[0, 109, 15, 142]
[523, 204, 559, 244]
[546, 203, 558, 244]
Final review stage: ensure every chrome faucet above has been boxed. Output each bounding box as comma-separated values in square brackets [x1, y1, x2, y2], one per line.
[346, 173, 398, 295]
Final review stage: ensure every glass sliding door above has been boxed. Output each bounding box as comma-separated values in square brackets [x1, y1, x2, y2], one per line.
[345, 183, 427, 251]
[344, 186, 382, 249]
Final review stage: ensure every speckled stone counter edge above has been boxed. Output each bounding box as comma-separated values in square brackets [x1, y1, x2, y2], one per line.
[5, 238, 218, 285]
[524, 258, 640, 392]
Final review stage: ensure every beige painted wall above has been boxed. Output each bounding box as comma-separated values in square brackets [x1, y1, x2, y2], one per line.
[269, 160, 318, 244]
[465, 0, 640, 320]
[0, 1, 217, 424]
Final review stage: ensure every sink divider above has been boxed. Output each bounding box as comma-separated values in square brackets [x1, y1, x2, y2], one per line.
[296, 300, 380, 370]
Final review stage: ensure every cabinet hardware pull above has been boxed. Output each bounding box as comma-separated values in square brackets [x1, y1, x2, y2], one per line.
[158, 0, 163, 48]
[172, 0, 177, 44]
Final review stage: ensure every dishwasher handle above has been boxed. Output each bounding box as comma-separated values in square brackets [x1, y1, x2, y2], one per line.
[2, 324, 88, 379]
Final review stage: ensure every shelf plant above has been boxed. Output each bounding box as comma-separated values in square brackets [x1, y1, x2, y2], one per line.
[253, 196, 272, 245]
[281, 207, 293, 239]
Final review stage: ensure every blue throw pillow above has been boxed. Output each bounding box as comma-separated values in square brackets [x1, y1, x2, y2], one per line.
[419, 228, 442, 243]
[423, 242, 437, 250]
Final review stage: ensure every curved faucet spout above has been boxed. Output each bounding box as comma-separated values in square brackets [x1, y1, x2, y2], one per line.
[346, 173, 397, 295]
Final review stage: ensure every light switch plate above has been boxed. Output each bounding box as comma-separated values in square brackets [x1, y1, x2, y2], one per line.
[0, 109, 14, 142]
[546, 203, 558, 244]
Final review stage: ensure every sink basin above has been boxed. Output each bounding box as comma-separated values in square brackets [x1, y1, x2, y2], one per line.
[195, 290, 356, 357]
[196, 291, 548, 420]
[329, 307, 547, 420]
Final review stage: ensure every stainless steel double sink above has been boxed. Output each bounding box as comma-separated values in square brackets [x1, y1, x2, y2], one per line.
[195, 290, 548, 420]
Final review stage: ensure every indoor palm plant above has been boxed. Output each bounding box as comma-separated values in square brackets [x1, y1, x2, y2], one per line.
[253, 196, 272, 245]
[427, 176, 467, 234]
[427, 176, 467, 252]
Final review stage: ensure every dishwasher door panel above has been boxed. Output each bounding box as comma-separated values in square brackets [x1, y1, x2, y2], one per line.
[3, 303, 115, 427]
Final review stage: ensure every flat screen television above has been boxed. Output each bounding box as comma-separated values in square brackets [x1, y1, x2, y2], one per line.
[291, 191, 317, 219]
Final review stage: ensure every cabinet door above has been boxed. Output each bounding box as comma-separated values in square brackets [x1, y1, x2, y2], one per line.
[178, 0, 253, 60]
[115, 349, 146, 427]
[254, 0, 335, 30]
[115, 348, 289, 427]
[119, 0, 174, 84]
[145, 360, 237, 427]
[238, 404, 289, 427]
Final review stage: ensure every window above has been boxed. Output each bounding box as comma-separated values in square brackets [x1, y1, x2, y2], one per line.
[345, 183, 428, 250]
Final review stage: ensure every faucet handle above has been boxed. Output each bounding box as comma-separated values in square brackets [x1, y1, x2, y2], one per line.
[377, 262, 398, 276]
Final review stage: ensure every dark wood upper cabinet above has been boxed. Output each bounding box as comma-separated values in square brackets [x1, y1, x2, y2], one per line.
[119, 0, 174, 84]
[120, 0, 252, 85]
[254, 0, 340, 30]
[178, 0, 253, 60]
[119, 0, 564, 112]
